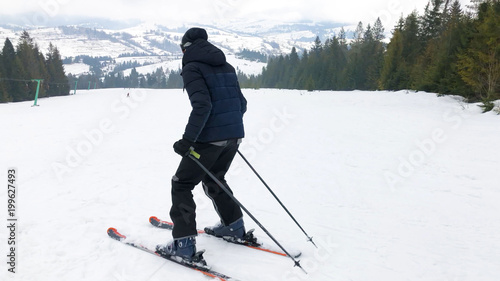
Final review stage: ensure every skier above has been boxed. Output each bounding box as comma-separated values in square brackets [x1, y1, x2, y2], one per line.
[156, 27, 248, 263]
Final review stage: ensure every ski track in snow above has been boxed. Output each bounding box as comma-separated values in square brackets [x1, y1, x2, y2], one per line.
[1, 89, 499, 281]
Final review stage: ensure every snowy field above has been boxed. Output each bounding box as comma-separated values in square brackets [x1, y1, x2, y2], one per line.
[1, 89, 499, 281]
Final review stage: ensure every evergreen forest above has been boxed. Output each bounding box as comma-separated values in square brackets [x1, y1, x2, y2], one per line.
[0, 31, 69, 103]
[240, 0, 500, 110]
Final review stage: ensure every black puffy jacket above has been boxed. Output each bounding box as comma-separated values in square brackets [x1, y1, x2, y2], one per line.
[181, 38, 247, 143]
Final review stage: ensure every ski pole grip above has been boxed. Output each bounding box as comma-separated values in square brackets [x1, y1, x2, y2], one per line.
[189, 147, 201, 159]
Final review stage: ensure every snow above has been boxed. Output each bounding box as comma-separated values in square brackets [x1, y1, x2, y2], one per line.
[1, 89, 500, 281]
[118, 54, 266, 77]
[120, 58, 182, 76]
[64, 63, 91, 76]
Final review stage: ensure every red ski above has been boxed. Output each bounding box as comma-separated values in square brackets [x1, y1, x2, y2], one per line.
[149, 216, 301, 258]
[107, 227, 238, 281]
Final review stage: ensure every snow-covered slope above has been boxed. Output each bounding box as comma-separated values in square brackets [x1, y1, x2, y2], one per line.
[1, 89, 499, 281]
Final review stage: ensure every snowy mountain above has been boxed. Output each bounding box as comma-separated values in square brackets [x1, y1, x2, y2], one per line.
[0, 20, 353, 77]
[1, 89, 499, 281]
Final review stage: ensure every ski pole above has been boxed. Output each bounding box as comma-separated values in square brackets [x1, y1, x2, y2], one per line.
[237, 150, 317, 248]
[188, 149, 307, 274]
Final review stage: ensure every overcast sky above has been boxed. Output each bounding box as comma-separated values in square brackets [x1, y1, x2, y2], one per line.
[2, 0, 473, 29]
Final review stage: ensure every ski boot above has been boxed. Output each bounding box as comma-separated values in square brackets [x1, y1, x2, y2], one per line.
[205, 218, 260, 247]
[156, 237, 207, 266]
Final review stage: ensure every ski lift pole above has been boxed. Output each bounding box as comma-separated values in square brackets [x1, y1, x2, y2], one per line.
[187, 149, 307, 274]
[31, 79, 43, 106]
[237, 150, 317, 248]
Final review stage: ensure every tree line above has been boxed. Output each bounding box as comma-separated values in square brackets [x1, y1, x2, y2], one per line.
[239, 0, 500, 110]
[2, 0, 497, 107]
[0, 31, 69, 103]
[67, 67, 183, 90]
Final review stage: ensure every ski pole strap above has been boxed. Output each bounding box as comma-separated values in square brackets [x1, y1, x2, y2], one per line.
[189, 148, 201, 159]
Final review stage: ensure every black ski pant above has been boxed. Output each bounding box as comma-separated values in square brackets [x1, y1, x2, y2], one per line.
[169, 139, 243, 239]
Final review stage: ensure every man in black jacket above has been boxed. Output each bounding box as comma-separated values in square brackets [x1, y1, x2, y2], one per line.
[156, 27, 248, 262]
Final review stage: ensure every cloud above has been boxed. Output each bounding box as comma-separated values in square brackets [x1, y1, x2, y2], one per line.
[2, 0, 474, 29]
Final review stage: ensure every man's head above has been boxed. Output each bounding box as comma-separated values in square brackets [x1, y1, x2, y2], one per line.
[180, 27, 208, 52]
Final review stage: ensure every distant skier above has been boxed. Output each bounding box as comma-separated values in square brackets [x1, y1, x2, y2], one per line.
[156, 27, 248, 263]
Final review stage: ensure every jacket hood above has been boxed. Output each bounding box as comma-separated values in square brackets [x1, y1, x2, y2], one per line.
[182, 39, 226, 67]
[181, 27, 208, 47]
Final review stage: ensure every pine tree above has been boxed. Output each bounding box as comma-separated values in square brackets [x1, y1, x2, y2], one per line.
[46, 43, 69, 96]
[16, 31, 49, 100]
[287, 47, 300, 87]
[364, 24, 374, 42]
[402, 12, 423, 69]
[0, 64, 8, 102]
[363, 21, 386, 89]
[420, 0, 446, 44]
[0, 45, 6, 102]
[139, 76, 147, 88]
[373, 17, 386, 41]
[413, 0, 472, 96]
[438, 0, 474, 97]
[311, 36, 323, 55]
[307, 37, 325, 89]
[305, 75, 315, 91]
[380, 18, 408, 90]
[1, 38, 26, 102]
[129, 67, 139, 88]
[457, 0, 500, 102]
[344, 19, 385, 90]
[295, 50, 309, 89]
[274, 55, 288, 89]
[166, 69, 183, 88]
[344, 22, 365, 89]
[353, 22, 364, 44]
[395, 11, 425, 89]
[156, 67, 167, 88]
[339, 27, 347, 46]
[323, 36, 347, 90]
[413, 0, 449, 90]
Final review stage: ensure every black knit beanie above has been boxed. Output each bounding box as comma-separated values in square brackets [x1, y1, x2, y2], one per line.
[181, 27, 208, 48]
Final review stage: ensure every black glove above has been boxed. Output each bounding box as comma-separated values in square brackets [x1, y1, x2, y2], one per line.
[173, 138, 194, 157]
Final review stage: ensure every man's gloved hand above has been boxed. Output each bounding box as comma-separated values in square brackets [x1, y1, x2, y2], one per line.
[173, 138, 194, 157]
